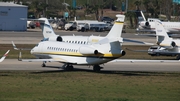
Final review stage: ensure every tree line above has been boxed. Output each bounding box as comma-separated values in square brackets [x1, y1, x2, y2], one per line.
[0, 0, 179, 22]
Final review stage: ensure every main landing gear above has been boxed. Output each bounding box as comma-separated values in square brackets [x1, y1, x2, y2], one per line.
[93, 65, 103, 72]
[62, 64, 74, 71]
[42, 61, 46, 67]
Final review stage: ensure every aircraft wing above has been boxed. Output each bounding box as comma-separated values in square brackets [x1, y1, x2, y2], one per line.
[0, 50, 10, 62]
[18, 59, 55, 62]
[12, 41, 32, 50]
[123, 38, 154, 45]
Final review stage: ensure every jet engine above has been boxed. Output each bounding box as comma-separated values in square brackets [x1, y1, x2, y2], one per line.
[121, 50, 126, 56]
[48, 36, 63, 42]
[79, 46, 100, 55]
[159, 41, 176, 49]
[145, 21, 149, 26]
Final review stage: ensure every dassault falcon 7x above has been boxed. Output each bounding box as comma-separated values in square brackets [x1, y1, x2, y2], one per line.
[128, 21, 180, 59]
[0, 50, 10, 62]
[151, 21, 180, 59]
[18, 15, 126, 71]
[136, 11, 180, 34]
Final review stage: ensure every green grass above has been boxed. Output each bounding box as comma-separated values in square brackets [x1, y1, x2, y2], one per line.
[0, 71, 179, 101]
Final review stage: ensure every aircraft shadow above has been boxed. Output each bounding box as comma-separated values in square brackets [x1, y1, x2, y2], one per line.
[31, 66, 168, 76]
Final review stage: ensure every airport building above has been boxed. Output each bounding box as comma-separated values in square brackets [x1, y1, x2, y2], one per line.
[0, 2, 27, 31]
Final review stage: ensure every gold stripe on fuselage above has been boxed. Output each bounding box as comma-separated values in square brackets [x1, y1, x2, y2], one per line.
[32, 51, 123, 58]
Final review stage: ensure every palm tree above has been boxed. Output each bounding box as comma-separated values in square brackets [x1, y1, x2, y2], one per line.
[125, 11, 136, 28]
[134, 0, 141, 10]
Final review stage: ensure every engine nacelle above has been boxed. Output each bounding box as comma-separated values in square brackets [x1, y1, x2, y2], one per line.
[79, 46, 99, 55]
[159, 41, 176, 49]
[145, 21, 149, 26]
[121, 50, 126, 56]
[48, 36, 63, 42]
[171, 41, 176, 47]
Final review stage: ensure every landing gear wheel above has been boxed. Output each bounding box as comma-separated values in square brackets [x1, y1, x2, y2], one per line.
[42, 63, 46, 67]
[176, 55, 180, 60]
[66, 65, 74, 71]
[93, 65, 101, 72]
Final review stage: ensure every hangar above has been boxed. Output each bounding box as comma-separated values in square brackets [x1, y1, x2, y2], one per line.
[0, 2, 27, 31]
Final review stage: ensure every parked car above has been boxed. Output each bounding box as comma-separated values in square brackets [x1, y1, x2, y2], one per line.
[148, 46, 176, 56]
[27, 21, 35, 29]
[101, 17, 114, 23]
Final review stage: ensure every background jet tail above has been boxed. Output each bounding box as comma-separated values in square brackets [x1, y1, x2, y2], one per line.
[135, 10, 146, 22]
[155, 21, 171, 43]
[106, 14, 125, 39]
[38, 18, 56, 38]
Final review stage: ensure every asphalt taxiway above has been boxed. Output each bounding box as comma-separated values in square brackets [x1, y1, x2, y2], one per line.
[0, 29, 156, 45]
[0, 59, 180, 72]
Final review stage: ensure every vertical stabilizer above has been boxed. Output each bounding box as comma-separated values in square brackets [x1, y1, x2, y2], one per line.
[155, 21, 170, 43]
[140, 11, 146, 21]
[38, 18, 56, 38]
[106, 14, 125, 38]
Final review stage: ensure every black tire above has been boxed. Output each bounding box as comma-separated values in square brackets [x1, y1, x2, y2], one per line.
[81, 27, 85, 32]
[42, 63, 46, 67]
[69, 27, 73, 31]
[93, 65, 101, 72]
[95, 28, 99, 32]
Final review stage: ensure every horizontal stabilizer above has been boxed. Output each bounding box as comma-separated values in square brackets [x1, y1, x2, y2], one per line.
[123, 38, 154, 45]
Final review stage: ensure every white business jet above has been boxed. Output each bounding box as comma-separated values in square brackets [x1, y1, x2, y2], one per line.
[151, 21, 180, 59]
[137, 11, 180, 34]
[130, 21, 180, 59]
[0, 50, 10, 62]
[18, 15, 126, 72]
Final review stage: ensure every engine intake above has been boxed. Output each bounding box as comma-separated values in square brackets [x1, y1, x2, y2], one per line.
[171, 41, 176, 47]
[48, 36, 63, 42]
[145, 22, 149, 26]
[121, 50, 126, 56]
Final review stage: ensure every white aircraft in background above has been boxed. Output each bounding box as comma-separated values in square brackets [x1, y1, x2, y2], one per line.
[136, 11, 180, 34]
[16, 15, 126, 72]
[129, 21, 180, 59]
[151, 21, 180, 59]
[0, 50, 10, 62]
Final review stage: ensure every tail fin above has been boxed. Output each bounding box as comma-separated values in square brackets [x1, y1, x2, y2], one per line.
[0, 50, 10, 62]
[155, 21, 170, 43]
[106, 14, 125, 38]
[38, 18, 56, 38]
[135, 10, 146, 22]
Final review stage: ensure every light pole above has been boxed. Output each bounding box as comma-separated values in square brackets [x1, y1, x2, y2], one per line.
[126, 0, 128, 12]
